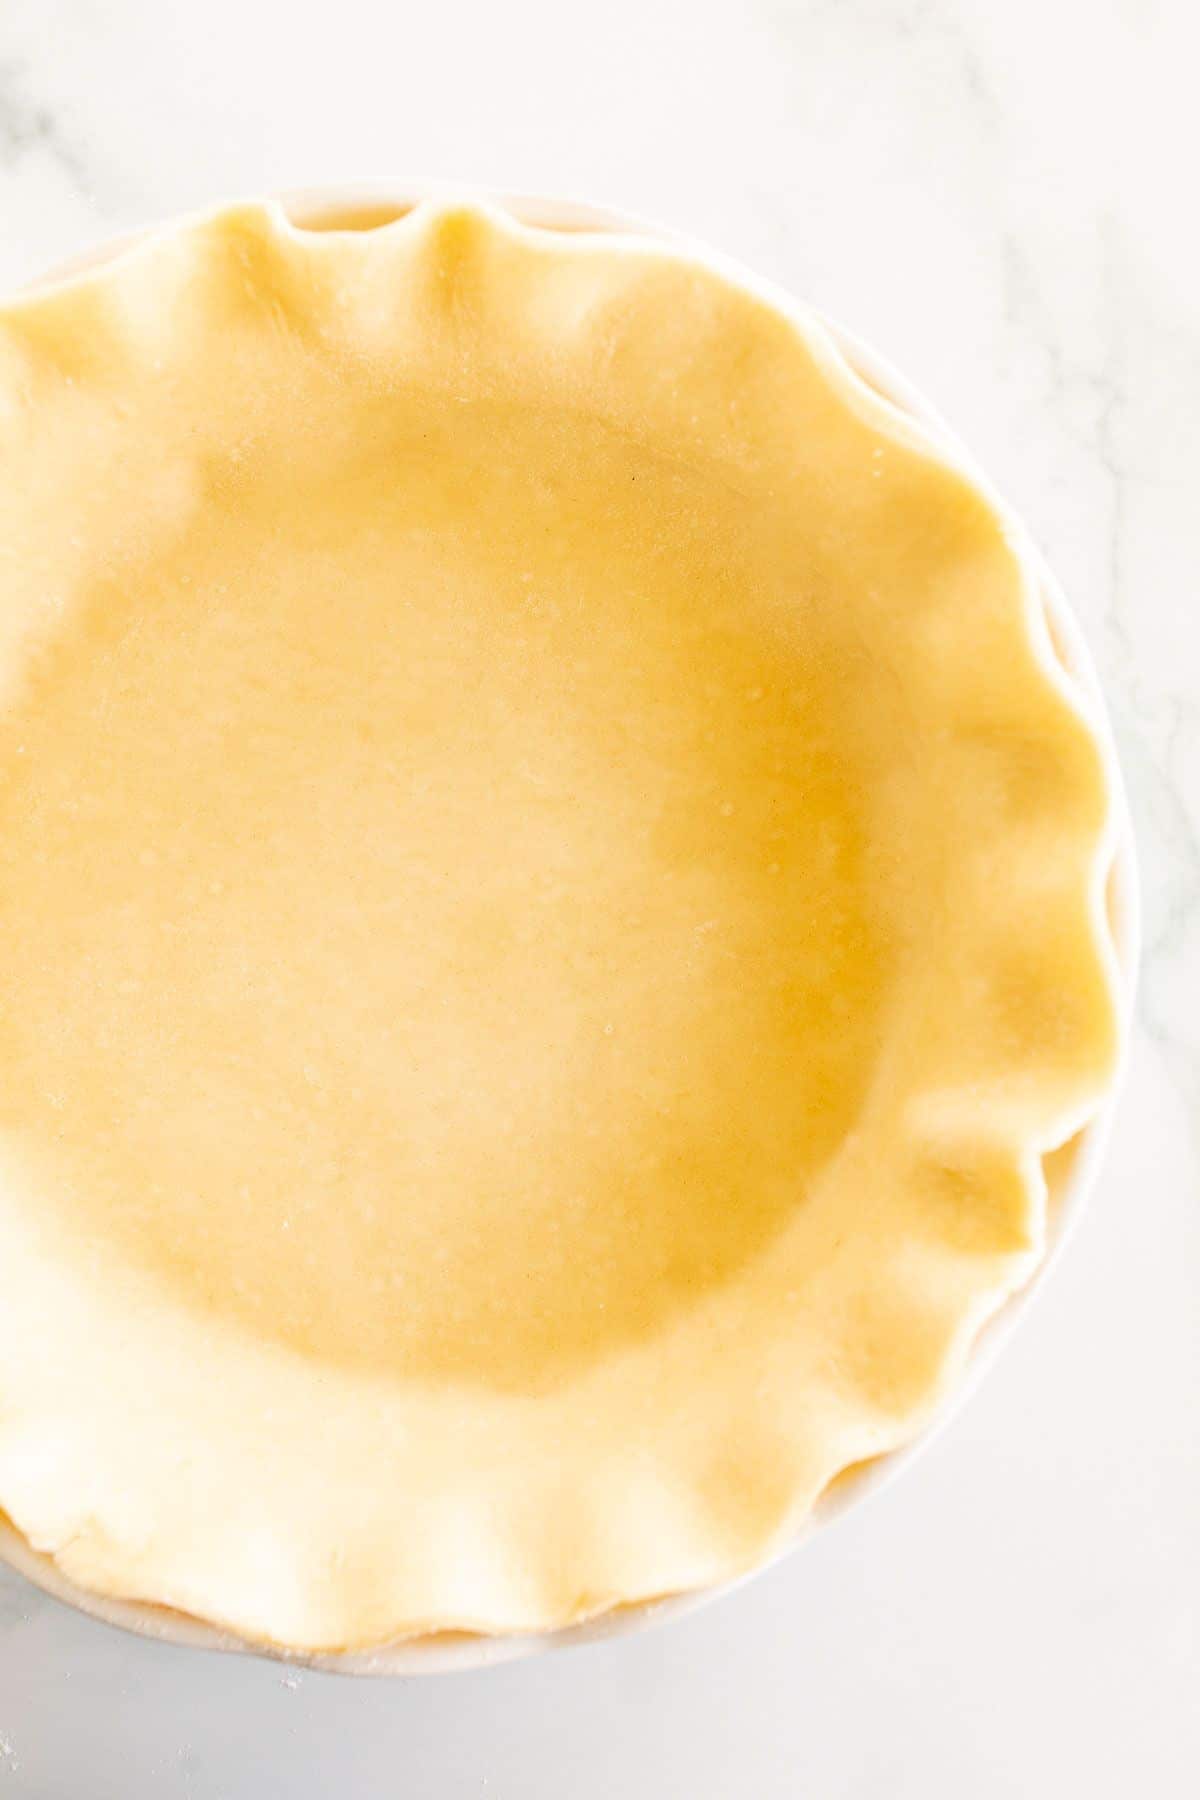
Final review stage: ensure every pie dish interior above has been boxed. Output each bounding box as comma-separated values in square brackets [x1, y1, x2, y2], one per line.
[0, 197, 1120, 1653]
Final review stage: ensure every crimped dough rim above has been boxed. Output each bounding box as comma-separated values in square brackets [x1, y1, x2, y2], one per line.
[0, 198, 1122, 1654]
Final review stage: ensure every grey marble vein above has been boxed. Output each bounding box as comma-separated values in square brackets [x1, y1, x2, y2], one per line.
[0, 58, 89, 191]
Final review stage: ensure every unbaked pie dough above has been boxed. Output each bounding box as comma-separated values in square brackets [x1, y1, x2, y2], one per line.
[0, 200, 1119, 1650]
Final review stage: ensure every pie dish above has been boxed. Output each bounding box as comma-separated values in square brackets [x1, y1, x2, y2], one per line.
[0, 190, 1126, 1660]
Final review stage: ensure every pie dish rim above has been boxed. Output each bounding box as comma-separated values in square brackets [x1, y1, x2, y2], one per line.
[0, 182, 1139, 1675]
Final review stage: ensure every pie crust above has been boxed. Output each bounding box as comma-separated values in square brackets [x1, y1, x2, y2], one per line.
[0, 200, 1119, 1650]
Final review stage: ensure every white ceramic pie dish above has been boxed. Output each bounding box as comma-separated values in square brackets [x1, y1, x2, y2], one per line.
[0, 184, 1139, 1675]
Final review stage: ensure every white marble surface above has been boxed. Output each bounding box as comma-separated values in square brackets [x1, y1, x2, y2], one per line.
[0, 1, 1196, 1794]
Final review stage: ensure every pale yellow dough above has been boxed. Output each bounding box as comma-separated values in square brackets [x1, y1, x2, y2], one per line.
[0, 201, 1118, 1649]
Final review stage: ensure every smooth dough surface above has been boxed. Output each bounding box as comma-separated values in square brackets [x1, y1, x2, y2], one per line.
[0, 201, 1118, 1648]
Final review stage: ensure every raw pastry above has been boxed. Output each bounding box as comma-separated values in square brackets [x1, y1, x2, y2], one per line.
[0, 201, 1119, 1649]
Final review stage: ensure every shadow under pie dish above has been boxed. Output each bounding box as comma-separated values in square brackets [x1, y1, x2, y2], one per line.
[0, 191, 1129, 1666]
